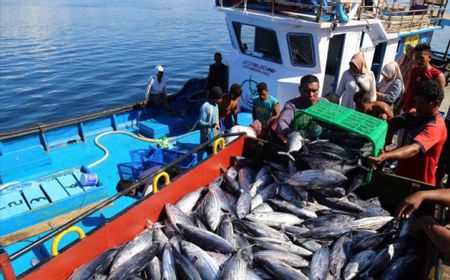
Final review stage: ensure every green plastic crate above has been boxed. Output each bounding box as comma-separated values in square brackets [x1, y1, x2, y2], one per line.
[294, 100, 388, 182]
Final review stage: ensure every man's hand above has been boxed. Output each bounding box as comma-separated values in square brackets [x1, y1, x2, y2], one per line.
[396, 191, 424, 219]
[368, 149, 387, 167]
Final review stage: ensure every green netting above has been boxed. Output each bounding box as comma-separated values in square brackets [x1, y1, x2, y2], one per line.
[294, 100, 389, 182]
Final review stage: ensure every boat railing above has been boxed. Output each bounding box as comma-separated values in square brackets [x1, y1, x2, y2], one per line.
[216, 0, 448, 28]
[358, 4, 445, 33]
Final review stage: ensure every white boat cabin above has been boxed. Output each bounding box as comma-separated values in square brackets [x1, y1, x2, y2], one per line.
[216, 0, 448, 111]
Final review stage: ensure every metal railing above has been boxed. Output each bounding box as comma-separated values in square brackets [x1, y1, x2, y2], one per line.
[358, 3, 444, 33]
[217, 0, 448, 27]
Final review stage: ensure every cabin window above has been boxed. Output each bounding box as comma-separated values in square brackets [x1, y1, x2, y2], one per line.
[232, 22, 282, 63]
[287, 33, 315, 67]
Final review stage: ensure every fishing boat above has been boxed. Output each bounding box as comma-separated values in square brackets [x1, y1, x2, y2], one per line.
[0, 0, 449, 278]
[0, 134, 443, 279]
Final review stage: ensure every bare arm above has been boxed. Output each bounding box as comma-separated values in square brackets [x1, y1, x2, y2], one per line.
[233, 106, 239, 124]
[436, 73, 446, 90]
[383, 103, 394, 119]
[411, 216, 450, 259]
[397, 188, 450, 218]
[267, 103, 281, 126]
[368, 142, 421, 166]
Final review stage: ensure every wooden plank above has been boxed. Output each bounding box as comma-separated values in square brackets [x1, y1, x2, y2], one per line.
[0, 199, 111, 246]
[0, 192, 29, 218]
[22, 184, 50, 209]
[56, 174, 84, 196]
[41, 180, 69, 202]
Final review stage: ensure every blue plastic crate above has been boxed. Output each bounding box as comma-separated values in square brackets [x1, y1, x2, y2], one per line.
[129, 147, 156, 164]
[117, 162, 144, 180]
[147, 149, 198, 170]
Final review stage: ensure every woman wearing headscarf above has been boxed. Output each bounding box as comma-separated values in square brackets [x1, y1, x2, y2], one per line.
[144, 64, 177, 115]
[336, 52, 376, 109]
[397, 44, 415, 89]
[376, 61, 404, 108]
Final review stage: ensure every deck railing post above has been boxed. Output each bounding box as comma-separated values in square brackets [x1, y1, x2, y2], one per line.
[272, 0, 275, 16]
[316, 0, 324, 22]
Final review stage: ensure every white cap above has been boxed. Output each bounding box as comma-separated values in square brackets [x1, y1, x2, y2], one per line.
[155, 65, 164, 73]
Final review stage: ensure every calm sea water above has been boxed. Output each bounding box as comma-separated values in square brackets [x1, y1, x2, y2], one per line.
[0, 0, 231, 132]
[0, 1, 448, 133]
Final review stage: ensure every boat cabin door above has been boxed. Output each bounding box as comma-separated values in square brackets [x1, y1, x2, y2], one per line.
[371, 42, 387, 81]
[323, 34, 345, 94]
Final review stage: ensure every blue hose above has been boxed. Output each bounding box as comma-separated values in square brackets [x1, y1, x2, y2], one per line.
[336, 3, 349, 23]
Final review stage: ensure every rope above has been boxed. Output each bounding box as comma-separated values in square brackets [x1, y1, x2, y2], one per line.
[0, 181, 20, 191]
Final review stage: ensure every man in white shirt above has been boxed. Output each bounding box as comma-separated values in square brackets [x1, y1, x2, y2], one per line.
[144, 65, 177, 115]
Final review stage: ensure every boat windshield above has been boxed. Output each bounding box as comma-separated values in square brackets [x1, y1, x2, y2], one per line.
[232, 22, 282, 64]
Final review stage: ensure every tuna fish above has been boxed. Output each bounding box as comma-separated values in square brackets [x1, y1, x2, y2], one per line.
[164, 204, 195, 232]
[145, 257, 161, 280]
[180, 241, 220, 280]
[254, 250, 309, 268]
[301, 214, 355, 229]
[108, 228, 153, 273]
[220, 253, 247, 280]
[202, 190, 223, 231]
[298, 225, 351, 240]
[177, 223, 236, 253]
[239, 167, 255, 192]
[350, 216, 394, 231]
[69, 246, 122, 280]
[107, 242, 163, 280]
[380, 254, 420, 280]
[218, 214, 235, 246]
[267, 199, 317, 219]
[309, 246, 330, 280]
[285, 169, 347, 189]
[249, 166, 272, 196]
[175, 187, 206, 214]
[173, 247, 202, 280]
[236, 191, 252, 219]
[233, 219, 290, 242]
[367, 240, 408, 276]
[278, 132, 305, 161]
[251, 203, 274, 214]
[258, 257, 309, 280]
[161, 244, 176, 280]
[245, 212, 303, 228]
[329, 235, 352, 279]
[342, 250, 377, 280]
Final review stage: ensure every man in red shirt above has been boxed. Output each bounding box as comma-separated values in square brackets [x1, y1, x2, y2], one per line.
[369, 81, 447, 185]
[398, 44, 446, 113]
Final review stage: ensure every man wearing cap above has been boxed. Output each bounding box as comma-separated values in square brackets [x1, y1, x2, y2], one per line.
[144, 65, 177, 116]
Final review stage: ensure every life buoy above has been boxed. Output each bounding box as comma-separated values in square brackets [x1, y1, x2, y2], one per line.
[336, 3, 360, 23]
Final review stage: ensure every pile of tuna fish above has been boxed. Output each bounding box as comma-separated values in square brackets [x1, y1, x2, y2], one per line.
[70, 138, 421, 280]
